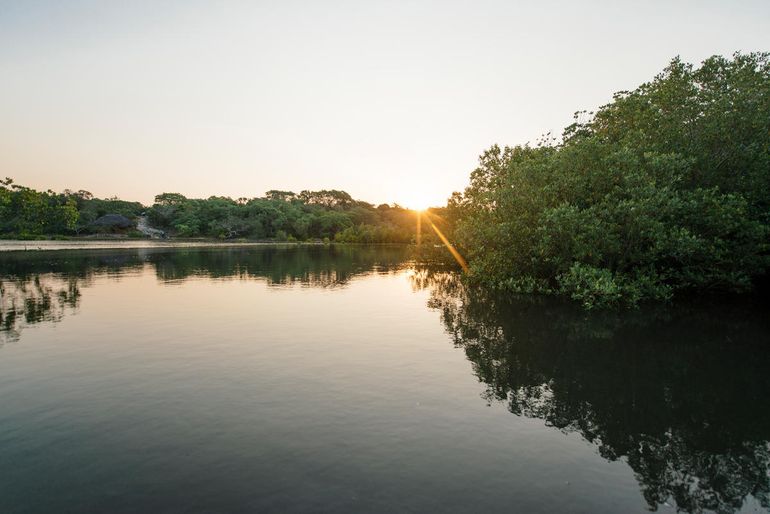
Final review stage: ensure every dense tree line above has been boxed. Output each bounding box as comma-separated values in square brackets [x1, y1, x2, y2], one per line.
[0, 178, 143, 237]
[0, 179, 421, 243]
[449, 53, 770, 308]
[147, 190, 419, 242]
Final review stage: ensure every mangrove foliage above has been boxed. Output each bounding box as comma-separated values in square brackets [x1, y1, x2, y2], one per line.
[448, 53, 770, 308]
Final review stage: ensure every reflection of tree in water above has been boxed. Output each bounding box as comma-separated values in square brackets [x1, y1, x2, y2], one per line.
[0, 245, 412, 342]
[147, 245, 410, 287]
[5, 250, 769, 512]
[414, 269, 770, 513]
[0, 275, 81, 344]
[0, 251, 145, 344]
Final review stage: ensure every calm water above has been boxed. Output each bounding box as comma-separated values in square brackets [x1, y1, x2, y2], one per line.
[1, 245, 769, 513]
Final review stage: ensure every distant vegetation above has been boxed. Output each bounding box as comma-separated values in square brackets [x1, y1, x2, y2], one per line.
[0, 179, 421, 243]
[0, 179, 144, 238]
[147, 190, 418, 242]
[448, 53, 770, 308]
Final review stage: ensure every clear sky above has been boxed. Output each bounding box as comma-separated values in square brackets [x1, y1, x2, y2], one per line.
[1, 0, 768, 208]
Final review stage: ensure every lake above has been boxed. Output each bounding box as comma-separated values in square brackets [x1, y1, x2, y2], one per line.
[1, 244, 769, 513]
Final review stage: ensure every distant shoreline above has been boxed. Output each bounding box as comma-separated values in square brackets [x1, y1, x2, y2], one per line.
[0, 239, 411, 252]
[0, 240, 312, 252]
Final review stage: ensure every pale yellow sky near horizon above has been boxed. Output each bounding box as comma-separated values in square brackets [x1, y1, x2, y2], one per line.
[1, 0, 769, 208]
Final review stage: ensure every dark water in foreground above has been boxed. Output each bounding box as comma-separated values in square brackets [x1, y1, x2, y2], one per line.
[1, 245, 769, 513]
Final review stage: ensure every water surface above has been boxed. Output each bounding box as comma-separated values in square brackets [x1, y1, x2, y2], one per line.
[1, 245, 768, 513]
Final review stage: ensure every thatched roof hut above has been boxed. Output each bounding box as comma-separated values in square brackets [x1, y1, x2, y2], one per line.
[91, 214, 134, 229]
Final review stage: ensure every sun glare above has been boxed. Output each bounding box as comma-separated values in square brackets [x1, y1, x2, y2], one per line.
[415, 208, 469, 273]
[403, 197, 433, 212]
[396, 188, 438, 212]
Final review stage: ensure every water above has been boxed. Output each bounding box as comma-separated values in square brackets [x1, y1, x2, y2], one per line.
[1, 245, 768, 513]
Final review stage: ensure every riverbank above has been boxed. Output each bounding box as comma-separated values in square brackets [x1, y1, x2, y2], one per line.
[0, 239, 417, 252]
[0, 239, 326, 252]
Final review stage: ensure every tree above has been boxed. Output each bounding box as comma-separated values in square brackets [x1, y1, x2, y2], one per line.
[265, 190, 296, 202]
[154, 192, 187, 206]
[452, 53, 770, 308]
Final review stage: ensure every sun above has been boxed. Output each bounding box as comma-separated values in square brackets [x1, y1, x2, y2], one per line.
[394, 184, 446, 211]
[400, 194, 434, 212]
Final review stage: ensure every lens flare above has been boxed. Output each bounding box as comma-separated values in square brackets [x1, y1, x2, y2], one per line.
[417, 210, 469, 273]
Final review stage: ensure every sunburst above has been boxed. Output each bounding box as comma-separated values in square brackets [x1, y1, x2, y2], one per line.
[415, 210, 468, 272]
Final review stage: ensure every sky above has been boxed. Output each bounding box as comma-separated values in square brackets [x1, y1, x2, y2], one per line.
[1, 1, 769, 208]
